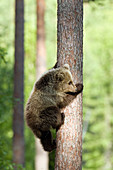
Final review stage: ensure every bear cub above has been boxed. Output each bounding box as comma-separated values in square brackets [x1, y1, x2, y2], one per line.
[25, 64, 83, 152]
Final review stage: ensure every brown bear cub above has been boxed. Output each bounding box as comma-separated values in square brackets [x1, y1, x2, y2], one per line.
[25, 64, 83, 152]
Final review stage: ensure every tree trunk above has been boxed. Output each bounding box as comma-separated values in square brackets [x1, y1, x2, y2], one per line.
[55, 0, 83, 170]
[35, 0, 49, 169]
[13, 0, 24, 167]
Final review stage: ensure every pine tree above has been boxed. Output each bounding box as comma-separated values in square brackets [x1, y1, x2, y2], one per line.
[13, 0, 25, 167]
[55, 0, 83, 169]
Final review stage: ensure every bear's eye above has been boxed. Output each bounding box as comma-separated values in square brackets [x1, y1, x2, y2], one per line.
[68, 81, 72, 85]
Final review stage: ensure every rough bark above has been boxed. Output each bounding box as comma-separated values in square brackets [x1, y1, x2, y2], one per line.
[13, 0, 24, 167]
[35, 0, 49, 169]
[55, 0, 83, 170]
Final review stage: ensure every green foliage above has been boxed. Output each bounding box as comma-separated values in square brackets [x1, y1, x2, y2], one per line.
[0, 47, 7, 63]
[0, 139, 13, 169]
[83, 2, 113, 170]
[0, 0, 14, 169]
[45, 0, 57, 68]
[0, 50, 13, 169]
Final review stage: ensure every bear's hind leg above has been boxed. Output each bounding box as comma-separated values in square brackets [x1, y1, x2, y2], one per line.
[40, 130, 56, 152]
[40, 106, 64, 130]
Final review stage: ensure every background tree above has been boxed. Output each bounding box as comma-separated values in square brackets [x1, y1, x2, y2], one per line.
[13, 0, 25, 167]
[35, 0, 49, 169]
[55, 0, 83, 169]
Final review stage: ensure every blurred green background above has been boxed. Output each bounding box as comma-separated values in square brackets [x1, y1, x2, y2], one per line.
[0, 0, 113, 169]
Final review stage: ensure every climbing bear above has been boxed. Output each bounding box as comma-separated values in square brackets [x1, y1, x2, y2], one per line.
[25, 64, 83, 152]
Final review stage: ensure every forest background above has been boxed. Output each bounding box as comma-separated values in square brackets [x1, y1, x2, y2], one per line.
[0, 0, 113, 170]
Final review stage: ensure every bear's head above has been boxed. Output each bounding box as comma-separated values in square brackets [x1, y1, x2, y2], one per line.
[35, 64, 83, 96]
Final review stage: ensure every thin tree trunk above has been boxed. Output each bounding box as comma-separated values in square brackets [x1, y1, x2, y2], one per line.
[35, 0, 49, 169]
[13, 0, 24, 167]
[55, 0, 83, 169]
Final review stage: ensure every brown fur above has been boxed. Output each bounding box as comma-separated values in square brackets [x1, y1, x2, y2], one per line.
[25, 64, 83, 152]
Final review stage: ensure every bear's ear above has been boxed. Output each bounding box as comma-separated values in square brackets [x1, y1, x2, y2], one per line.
[63, 64, 70, 70]
[56, 72, 65, 81]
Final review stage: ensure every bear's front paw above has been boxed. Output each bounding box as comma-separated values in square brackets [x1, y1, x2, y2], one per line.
[75, 83, 83, 94]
